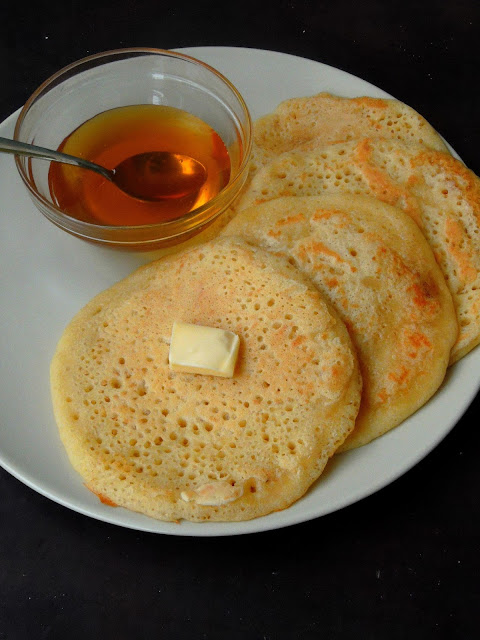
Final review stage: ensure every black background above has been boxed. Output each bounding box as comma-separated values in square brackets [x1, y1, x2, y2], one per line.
[1, 1, 479, 638]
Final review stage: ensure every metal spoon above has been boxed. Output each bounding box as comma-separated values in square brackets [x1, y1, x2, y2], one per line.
[0, 136, 208, 202]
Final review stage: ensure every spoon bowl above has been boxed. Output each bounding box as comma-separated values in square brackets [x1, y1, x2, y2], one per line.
[0, 136, 207, 202]
[113, 151, 207, 201]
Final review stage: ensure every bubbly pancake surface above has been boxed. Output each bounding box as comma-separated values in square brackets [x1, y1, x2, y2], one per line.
[237, 138, 480, 363]
[222, 194, 457, 450]
[251, 93, 447, 176]
[51, 237, 361, 521]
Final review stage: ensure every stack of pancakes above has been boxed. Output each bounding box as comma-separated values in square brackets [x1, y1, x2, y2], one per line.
[51, 93, 480, 522]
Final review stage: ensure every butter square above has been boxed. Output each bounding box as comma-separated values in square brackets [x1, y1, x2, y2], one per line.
[168, 322, 240, 377]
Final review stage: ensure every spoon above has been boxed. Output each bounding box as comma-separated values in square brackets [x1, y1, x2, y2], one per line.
[0, 136, 208, 202]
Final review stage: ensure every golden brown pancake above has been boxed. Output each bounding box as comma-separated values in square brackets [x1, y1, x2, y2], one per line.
[251, 92, 448, 176]
[236, 138, 480, 363]
[222, 194, 458, 450]
[51, 237, 361, 521]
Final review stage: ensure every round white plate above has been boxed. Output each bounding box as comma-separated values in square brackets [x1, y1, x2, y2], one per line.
[1, 47, 478, 537]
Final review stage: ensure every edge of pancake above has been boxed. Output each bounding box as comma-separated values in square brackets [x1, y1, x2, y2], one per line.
[251, 92, 448, 175]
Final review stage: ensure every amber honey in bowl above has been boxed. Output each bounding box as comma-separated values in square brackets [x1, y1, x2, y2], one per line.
[48, 105, 231, 226]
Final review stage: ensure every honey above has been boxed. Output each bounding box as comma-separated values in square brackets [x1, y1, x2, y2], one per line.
[48, 105, 231, 226]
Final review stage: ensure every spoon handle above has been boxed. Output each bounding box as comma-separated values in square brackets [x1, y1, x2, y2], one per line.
[0, 136, 112, 181]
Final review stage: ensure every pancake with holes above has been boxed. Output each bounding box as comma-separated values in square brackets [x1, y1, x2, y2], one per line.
[236, 138, 480, 363]
[222, 194, 457, 450]
[250, 92, 447, 176]
[51, 237, 361, 522]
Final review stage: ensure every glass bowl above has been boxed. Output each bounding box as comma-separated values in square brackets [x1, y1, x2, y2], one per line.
[14, 48, 252, 251]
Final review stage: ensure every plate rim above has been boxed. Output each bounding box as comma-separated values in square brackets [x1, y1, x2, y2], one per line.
[0, 45, 478, 537]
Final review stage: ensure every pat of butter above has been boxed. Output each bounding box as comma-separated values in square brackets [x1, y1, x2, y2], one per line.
[169, 322, 240, 377]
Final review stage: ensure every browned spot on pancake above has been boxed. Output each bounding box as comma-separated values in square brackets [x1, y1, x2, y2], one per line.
[297, 240, 346, 265]
[388, 366, 410, 385]
[312, 210, 340, 222]
[267, 229, 281, 238]
[408, 282, 438, 310]
[377, 389, 389, 403]
[351, 96, 389, 110]
[408, 331, 432, 350]
[275, 213, 306, 226]
[86, 485, 118, 507]
[354, 140, 424, 228]
[444, 217, 477, 285]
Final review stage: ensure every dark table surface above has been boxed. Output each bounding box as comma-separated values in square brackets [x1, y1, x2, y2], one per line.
[1, 1, 479, 638]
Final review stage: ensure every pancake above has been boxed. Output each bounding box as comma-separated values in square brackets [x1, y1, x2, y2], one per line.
[236, 138, 480, 363]
[222, 194, 458, 450]
[251, 92, 448, 176]
[51, 237, 361, 522]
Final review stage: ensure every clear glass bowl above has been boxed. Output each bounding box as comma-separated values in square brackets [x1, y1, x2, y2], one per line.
[14, 48, 252, 251]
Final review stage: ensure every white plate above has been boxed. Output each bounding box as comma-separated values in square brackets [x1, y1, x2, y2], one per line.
[1, 47, 478, 537]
